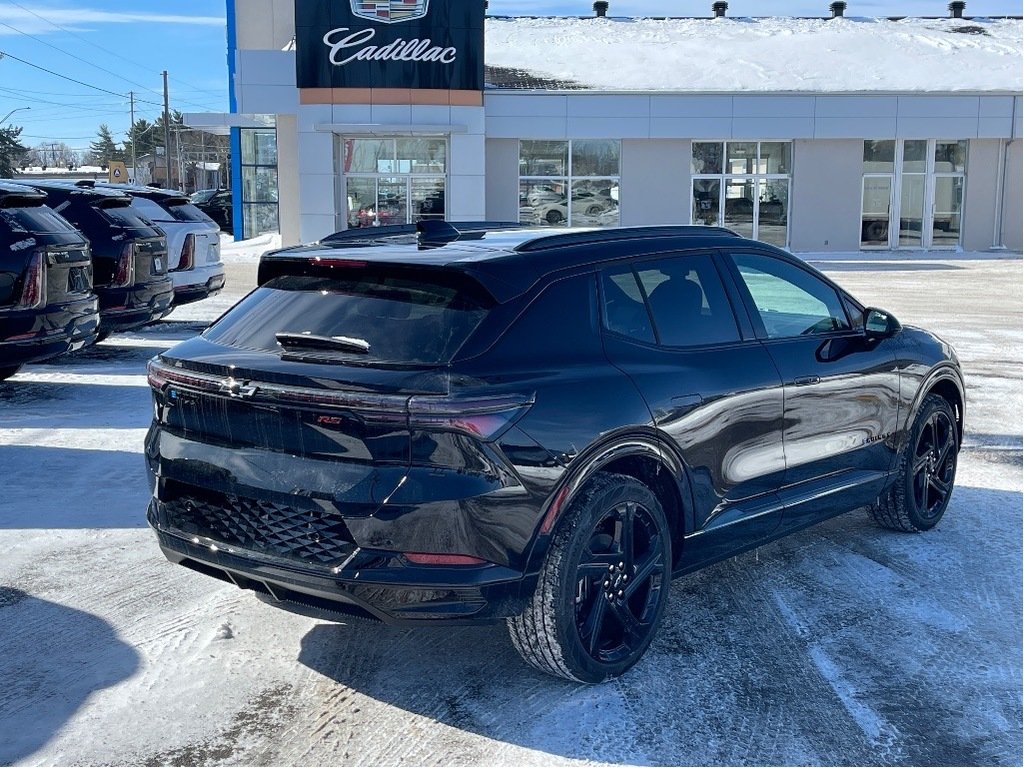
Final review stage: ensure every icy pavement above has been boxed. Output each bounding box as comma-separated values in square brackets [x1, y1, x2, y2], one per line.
[0, 254, 1020, 766]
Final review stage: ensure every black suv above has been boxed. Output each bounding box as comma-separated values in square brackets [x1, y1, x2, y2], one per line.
[20, 181, 173, 335]
[0, 181, 100, 380]
[191, 188, 232, 233]
[145, 224, 964, 682]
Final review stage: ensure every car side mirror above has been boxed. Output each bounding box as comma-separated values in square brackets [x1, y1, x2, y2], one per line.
[863, 307, 901, 340]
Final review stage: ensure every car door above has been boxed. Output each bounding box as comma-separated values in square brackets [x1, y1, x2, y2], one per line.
[721, 248, 901, 528]
[600, 251, 787, 569]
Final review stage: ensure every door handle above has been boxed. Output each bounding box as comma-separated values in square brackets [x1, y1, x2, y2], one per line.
[793, 376, 821, 387]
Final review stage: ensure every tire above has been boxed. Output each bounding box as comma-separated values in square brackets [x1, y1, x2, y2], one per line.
[545, 209, 564, 225]
[0, 365, 21, 382]
[508, 473, 672, 683]
[871, 394, 958, 532]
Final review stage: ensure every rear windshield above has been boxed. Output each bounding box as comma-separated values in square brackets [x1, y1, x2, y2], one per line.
[0, 204, 79, 235]
[133, 195, 214, 224]
[164, 200, 215, 224]
[204, 273, 492, 366]
[99, 203, 162, 231]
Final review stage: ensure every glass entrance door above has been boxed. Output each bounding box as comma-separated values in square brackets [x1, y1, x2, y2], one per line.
[860, 139, 967, 249]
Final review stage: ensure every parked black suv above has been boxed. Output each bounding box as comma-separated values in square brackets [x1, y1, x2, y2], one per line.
[191, 188, 232, 234]
[145, 224, 964, 682]
[21, 181, 173, 335]
[0, 181, 100, 380]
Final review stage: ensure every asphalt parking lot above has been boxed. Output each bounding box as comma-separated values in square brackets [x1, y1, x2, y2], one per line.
[0, 254, 1020, 766]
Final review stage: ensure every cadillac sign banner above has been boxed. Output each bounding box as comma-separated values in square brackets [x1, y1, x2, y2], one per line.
[295, 0, 485, 91]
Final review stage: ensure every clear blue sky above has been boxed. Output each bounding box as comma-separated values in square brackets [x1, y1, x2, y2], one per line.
[0, 0, 1019, 157]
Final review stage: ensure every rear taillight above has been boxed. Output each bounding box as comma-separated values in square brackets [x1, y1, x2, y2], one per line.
[16, 250, 46, 309]
[174, 234, 195, 272]
[407, 394, 534, 439]
[112, 242, 136, 288]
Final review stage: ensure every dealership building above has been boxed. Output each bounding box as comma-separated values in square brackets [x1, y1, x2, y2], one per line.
[187, 1, 1023, 252]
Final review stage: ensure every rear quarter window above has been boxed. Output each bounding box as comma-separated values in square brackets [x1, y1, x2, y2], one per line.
[204, 272, 493, 366]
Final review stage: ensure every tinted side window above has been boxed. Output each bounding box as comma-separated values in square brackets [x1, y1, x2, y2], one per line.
[601, 266, 655, 343]
[634, 254, 740, 347]
[730, 252, 850, 339]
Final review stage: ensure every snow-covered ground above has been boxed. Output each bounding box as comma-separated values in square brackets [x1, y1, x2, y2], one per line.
[0, 250, 1020, 765]
[485, 16, 1022, 92]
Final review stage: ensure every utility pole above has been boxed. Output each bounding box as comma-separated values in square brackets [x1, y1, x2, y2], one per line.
[129, 90, 136, 183]
[162, 71, 171, 189]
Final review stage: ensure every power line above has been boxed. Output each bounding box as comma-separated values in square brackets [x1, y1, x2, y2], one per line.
[0, 48, 134, 100]
[2, 0, 227, 100]
[0, 18, 169, 102]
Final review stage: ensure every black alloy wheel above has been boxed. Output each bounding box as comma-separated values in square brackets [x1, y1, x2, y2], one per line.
[871, 394, 958, 532]
[911, 406, 957, 522]
[574, 500, 666, 665]
[508, 473, 672, 683]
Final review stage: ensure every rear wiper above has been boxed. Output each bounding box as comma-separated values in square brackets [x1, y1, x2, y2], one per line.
[275, 332, 371, 354]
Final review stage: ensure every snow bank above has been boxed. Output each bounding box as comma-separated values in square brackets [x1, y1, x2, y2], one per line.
[220, 232, 282, 264]
[485, 16, 1023, 92]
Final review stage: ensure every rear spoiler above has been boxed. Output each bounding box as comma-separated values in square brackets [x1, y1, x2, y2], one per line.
[0, 188, 46, 208]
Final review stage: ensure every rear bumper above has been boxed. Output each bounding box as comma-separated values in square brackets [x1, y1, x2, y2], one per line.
[0, 295, 100, 367]
[97, 279, 174, 333]
[171, 270, 226, 306]
[149, 503, 530, 625]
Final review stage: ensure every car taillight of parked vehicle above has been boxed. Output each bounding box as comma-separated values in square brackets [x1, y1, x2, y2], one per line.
[16, 250, 46, 309]
[407, 393, 535, 440]
[111, 242, 136, 288]
[174, 234, 195, 272]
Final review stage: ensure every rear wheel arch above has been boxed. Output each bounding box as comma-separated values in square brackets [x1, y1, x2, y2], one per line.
[527, 436, 692, 574]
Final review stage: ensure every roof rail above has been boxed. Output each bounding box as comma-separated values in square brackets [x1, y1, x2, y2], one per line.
[318, 220, 524, 249]
[515, 225, 740, 252]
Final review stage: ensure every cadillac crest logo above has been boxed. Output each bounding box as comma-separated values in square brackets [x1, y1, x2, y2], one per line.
[351, 0, 430, 24]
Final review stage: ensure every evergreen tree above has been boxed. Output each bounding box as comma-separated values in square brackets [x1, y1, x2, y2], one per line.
[88, 123, 122, 168]
[0, 124, 28, 177]
[124, 118, 157, 163]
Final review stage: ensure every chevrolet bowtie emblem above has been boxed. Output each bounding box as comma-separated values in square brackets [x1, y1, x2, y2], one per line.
[220, 379, 259, 399]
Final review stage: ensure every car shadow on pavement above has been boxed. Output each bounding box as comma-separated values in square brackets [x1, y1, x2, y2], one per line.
[0, 588, 140, 764]
[296, 484, 1022, 766]
[0, 445, 150, 528]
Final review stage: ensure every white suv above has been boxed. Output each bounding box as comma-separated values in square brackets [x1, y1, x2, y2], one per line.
[96, 183, 226, 306]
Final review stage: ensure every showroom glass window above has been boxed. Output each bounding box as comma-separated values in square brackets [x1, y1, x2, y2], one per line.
[240, 128, 280, 239]
[519, 140, 621, 227]
[860, 139, 967, 249]
[691, 142, 791, 247]
[343, 138, 446, 228]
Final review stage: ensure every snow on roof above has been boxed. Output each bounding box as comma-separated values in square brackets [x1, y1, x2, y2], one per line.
[484, 16, 1022, 93]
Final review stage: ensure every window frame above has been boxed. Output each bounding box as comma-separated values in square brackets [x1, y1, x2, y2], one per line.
[690, 140, 793, 248]
[518, 139, 622, 228]
[859, 138, 968, 250]
[340, 136, 449, 229]
[239, 127, 280, 240]
[719, 248, 857, 342]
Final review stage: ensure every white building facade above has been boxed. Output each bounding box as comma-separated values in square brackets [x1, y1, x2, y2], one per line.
[193, 1, 1023, 252]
